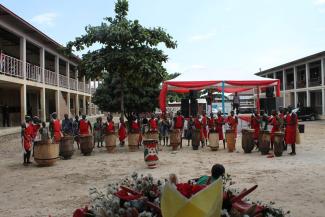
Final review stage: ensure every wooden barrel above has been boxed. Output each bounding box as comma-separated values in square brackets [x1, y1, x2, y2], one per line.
[60, 135, 74, 159]
[241, 129, 255, 153]
[143, 139, 159, 169]
[34, 140, 59, 166]
[192, 129, 201, 150]
[259, 130, 270, 155]
[144, 131, 159, 140]
[170, 129, 181, 150]
[208, 132, 219, 151]
[128, 132, 139, 152]
[79, 134, 94, 155]
[273, 131, 284, 157]
[104, 133, 117, 153]
[226, 129, 236, 152]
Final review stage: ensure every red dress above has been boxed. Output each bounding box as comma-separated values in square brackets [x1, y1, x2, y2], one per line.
[79, 119, 90, 135]
[250, 115, 260, 140]
[285, 113, 297, 144]
[106, 121, 115, 133]
[216, 116, 224, 140]
[201, 115, 208, 139]
[149, 118, 158, 132]
[174, 116, 184, 129]
[118, 122, 127, 142]
[52, 119, 61, 143]
[270, 116, 280, 143]
[23, 123, 33, 151]
[194, 118, 203, 140]
[227, 116, 238, 138]
[31, 124, 40, 140]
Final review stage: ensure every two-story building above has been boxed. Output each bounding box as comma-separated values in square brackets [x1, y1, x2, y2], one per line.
[0, 4, 100, 126]
[256, 51, 325, 118]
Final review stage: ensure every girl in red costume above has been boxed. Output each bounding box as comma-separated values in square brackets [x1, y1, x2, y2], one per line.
[285, 107, 298, 155]
[49, 113, 62, 143]
[118, 116, 127, 146]
[216, 111, 225, 149]
[269, 110, 281, 150]
[21, 116, 33, 165]
[79, 115, 92, 135]
[250, 112, 260, 149]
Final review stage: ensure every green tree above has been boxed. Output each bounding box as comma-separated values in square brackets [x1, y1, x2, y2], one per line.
[66, 0, 177, 120]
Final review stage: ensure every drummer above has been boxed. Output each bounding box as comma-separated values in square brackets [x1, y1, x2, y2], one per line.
[260, 110, 269, 131]
[216, 111, 225, 149]
[118, 116, 127, 146]
[285, 106, 298, 155]
[269, 110, 281, 150]
[79, 114, 92, 136]
[21, 116, 33, 166]
[61, 114, 73, 136]
[72, 115, 80, 149]
[93, 117, 104, 148]
[227, 111, 238, 138]
[194, 114, 204, 147]
[173, 111, 185, 148]
[148, 113, 158, 132]
[250, 111, 260, 149]
[105, 115, 115, 134]
[201, 111, 208, 146]
[207, 113, 215, 145]
[49, 112, 62, 143]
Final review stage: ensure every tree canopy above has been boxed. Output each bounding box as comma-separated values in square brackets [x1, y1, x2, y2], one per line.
[66, 0, 177, 117]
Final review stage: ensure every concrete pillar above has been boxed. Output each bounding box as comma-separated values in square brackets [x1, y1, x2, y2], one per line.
[322, 88, 325, 115]
[76, 70, 79, 91]
[306, 63, 309, 89]
[55, 56, 59, 86]
[76, 94, 80, 116]
[55, 90, 60, 118]
[40, 87, 46, 121]
[40, 47, 45, 83]
[67, 92, 71, 117]
[294, 92, 297, 108]
[66, 62, 70, 89]
[321, 58, 325, 86]
[83, 76, 86, 92]
[293, 66, 297, 90]
[307, 90, 310, 107]
[83, 95, 86, 115]
[20, 84, 27, 122]
[282, 69, 286, 107]
[20, 37, 26, 79]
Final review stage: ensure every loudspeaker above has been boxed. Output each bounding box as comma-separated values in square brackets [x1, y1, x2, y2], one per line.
[260, 97, 276, 115]
[190, 99, 198, 117]
[266, 87, 274, 98]
[181, 98, 189, 118]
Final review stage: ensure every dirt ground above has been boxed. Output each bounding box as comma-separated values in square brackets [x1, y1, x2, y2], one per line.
[1, 121, 325, 217]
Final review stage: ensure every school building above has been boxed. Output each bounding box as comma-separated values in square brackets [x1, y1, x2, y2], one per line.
[0, 4, 101, 126]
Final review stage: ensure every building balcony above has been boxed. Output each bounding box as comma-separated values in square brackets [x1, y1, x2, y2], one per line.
[0, 52, 94, 94]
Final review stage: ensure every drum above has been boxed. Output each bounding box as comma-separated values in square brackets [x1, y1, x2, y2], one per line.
[226, 129, 236, 152]
[34, 140, 59, 166]
[60, 135, 74, 159]
[192, 129, 201, 150]
[273, 131, 284, 157]
[145, 131, 159, 140]
[104, 132, 117, 153]
[259, 130, 270, 155]
[241, 129, 255, 153]
[128, 132, 140, 152]
[208, 132, 219, 151]
[79, 134, 94, 155]
[143, 139, 159, 169]
[170, 129, 181, 150]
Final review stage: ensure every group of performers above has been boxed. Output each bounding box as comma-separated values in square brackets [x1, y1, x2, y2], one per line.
[250, 106, 298, 155]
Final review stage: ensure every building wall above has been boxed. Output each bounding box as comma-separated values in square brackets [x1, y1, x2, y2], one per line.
[0, 87, 21, 126]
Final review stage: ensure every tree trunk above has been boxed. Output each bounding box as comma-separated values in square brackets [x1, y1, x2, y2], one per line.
[120, 73, 125, 115]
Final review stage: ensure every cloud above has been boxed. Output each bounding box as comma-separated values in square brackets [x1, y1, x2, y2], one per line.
[314, 0, 325, 5]
[188, 32, 217, 42]
[30, 12, 58, 26]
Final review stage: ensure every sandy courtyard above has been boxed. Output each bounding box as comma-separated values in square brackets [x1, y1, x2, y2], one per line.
[1, 121, 325, 217]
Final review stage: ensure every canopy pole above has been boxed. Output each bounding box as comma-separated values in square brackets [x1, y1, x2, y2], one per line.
[256, 86, 260, 114]
[222, 81, 225, 116]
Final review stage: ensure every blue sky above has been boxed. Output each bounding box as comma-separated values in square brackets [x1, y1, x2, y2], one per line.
[2, 0, 325, 79]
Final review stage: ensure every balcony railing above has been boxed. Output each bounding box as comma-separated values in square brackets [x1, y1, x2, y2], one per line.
[0, 53, 23, 78]
[26, 62, 42, 82]
[69, 78, 77, 90]
[85, 83, 90, 93]
[44, 69, 57, 86]
[59, 74, 69, 88]
[78, 81, 84, 92]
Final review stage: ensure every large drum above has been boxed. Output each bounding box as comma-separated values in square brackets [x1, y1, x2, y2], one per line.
[128, 132, 140, 152]
[143, 139, 159, 169]
[170, 129, 182, 151]
[105, 132, 117, 153]
[226, 129, 236, 152]
[79, 134, 94, 155]
[34, 140, 59, 166]
[145, 131, 159, 140]
[208, 132, 219, 151]
[241, 129, 255, 153]
[259, 130, 270, 155]
[192, 129, 201, 150]
[60, 135, 74, 159]
[273, 131, 284, 157]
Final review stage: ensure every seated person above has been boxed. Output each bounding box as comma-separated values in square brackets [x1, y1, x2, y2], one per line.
[196, 164, 225, 185]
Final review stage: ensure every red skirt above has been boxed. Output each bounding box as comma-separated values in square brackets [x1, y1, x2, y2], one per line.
[285, 126, 296, 144]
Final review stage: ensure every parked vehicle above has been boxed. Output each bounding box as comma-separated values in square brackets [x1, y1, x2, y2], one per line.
[293, 107, 318, 121]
